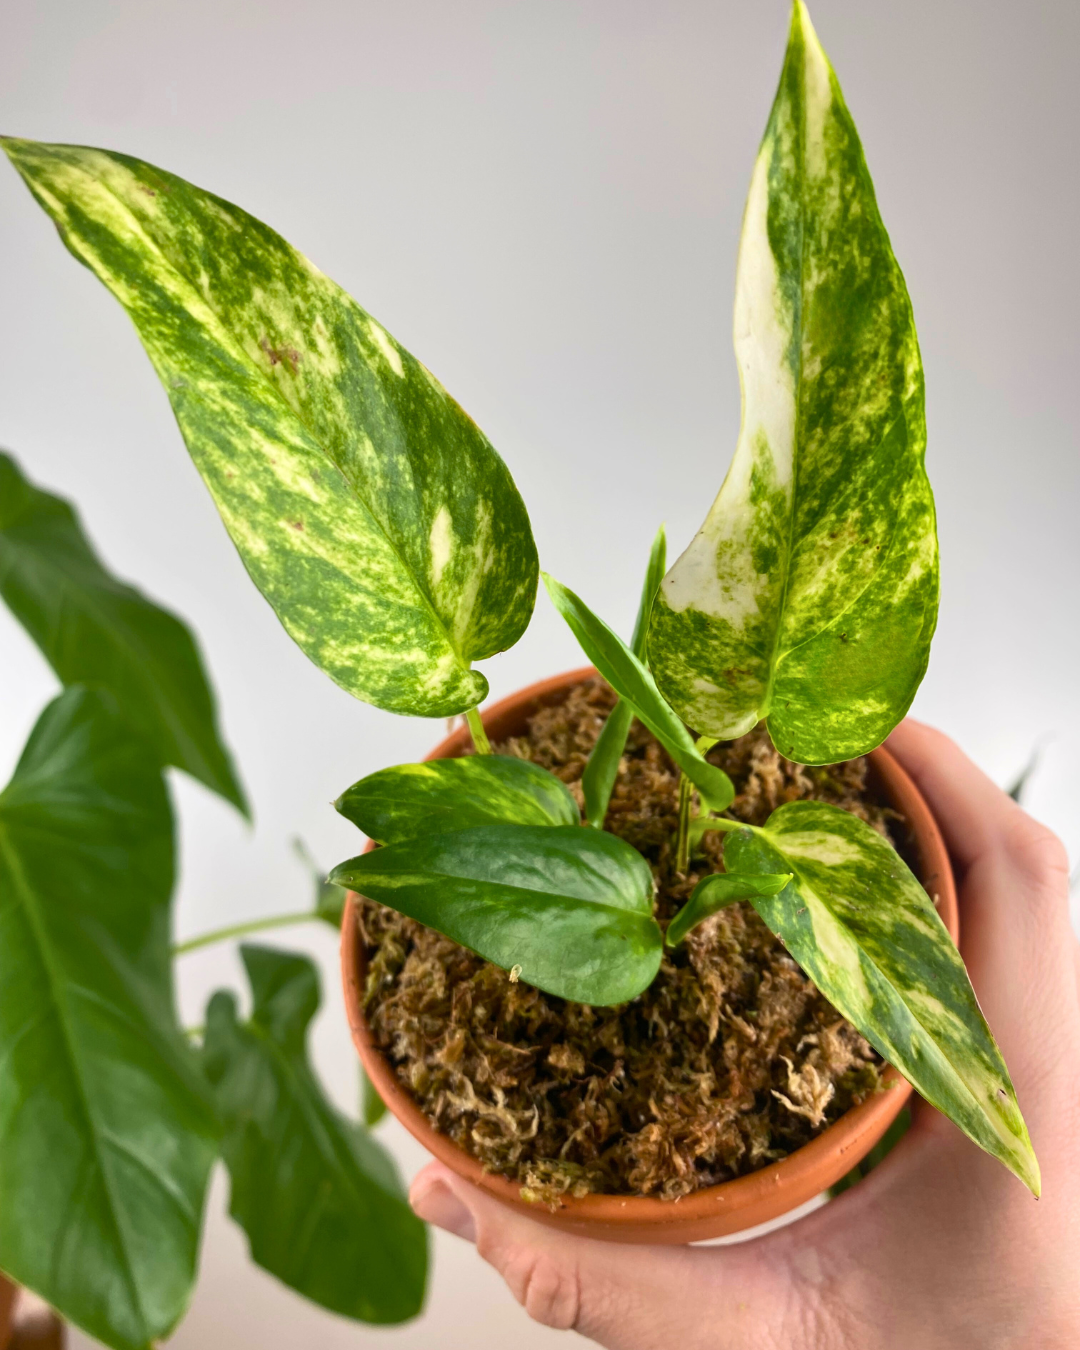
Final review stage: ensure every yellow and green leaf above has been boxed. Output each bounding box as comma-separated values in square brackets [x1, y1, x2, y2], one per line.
[648, 1, 938, 764]
[725, 801, 1039, 1192]
[1, 140, 538, 718]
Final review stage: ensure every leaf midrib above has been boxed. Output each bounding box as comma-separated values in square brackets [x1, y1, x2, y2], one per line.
[0, 816, 151, 1346]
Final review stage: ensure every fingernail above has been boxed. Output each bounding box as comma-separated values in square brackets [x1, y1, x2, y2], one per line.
[410, 1178, 477, 1242]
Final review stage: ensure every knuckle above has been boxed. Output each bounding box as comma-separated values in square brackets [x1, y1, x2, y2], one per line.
[1001, 811, 1070, 890]
[500, 1245, 581, 1330]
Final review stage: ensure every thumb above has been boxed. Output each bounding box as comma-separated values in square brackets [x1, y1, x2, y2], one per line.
[409, 1162, 778, 1350]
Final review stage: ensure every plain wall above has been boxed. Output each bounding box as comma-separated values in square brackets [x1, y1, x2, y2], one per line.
[2, 1, 1078, 1345]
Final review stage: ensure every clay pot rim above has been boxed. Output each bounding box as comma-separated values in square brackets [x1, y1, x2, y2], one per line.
[340, 666, 958, 1243]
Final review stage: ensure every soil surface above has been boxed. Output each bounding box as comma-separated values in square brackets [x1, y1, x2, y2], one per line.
[357, 677, 908, 1204]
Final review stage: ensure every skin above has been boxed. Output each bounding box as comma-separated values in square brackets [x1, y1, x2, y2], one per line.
[411, 720, 1080, 1349]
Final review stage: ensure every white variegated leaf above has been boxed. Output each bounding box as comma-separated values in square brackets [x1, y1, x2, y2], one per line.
[648, 1, 938, 764]
[726, 801, 1039, 1192]
[2, 139, 538, 718]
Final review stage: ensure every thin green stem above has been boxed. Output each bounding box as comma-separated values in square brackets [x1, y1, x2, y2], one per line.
[676, 773, 693, 873]
[173, 910, 317, 956]
[466, 705, 492, 755]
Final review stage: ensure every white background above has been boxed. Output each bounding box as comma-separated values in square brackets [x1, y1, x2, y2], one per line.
[2, 1, 1078, 1345]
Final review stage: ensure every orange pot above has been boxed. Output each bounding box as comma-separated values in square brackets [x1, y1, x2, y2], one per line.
[340, 667, 958, 1244]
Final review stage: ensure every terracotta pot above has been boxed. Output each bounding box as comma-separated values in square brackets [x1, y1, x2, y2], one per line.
[341, 666, 959, 1244]
[0, 1276, 14, 1350]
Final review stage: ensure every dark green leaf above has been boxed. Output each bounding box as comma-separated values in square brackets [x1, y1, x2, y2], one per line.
[2, 139, 538, 718]
[725, 801, 1039, 1191]
[202, 945, 426, 1324]
[0, 450, 246, 814]
[581, 526, 665, 828]
[0, 688, 218, 1350]
[335, 754, 578, 844]
[331, 824, 661, 1006]
[361, 1069, 388, 1128]
[542, 573, 734, 813]
[648, 1, 938, 764]
[665, 870, 792, 946]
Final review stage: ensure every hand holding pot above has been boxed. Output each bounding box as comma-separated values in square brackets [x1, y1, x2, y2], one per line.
[411, 720, 1080, 1350]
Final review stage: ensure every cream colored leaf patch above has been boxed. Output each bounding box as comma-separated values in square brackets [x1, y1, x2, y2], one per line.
[726, 800, 1040, 1192]
[648, 1, 938, 764]
[2, 139, 538, 718]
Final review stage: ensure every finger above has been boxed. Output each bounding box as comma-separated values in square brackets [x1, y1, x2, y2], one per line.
[886, 719, 1033, 872]
[409, 1162, 780, 1350]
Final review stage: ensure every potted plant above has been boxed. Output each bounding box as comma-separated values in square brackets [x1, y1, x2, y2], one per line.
[1, 0, 1037, 1290]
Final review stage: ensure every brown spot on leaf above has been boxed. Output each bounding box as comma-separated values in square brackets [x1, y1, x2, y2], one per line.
[290, 520, 305, 531]
[259, 335, 301, 373]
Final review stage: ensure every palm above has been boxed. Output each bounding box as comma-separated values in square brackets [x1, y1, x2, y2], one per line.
[412, 723, 1080, 1350]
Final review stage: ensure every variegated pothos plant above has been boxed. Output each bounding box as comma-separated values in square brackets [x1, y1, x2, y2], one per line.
[2, 1, 1037, 1272]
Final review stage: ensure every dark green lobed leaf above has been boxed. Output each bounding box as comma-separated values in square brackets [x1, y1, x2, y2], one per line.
[0, 450, 246, 814]
[2, 139, 538, 718]
[581, 526, 666, 828]
[0, 688, 218, 1350]
[202, 945, 427, 1324]
[542, 573, 734, 813]
[648, 1, 938, 764]
[726, 800, 1039, 1191]
[332, 824, 662, 1006]
[336, 754, 578, 844]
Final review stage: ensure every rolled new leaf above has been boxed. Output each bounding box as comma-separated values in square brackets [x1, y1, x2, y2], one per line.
[203, 946, 426, 1324]
[332, 824, 661, 1005]
[648, 1, 938, 764]
[336, 755, 578, 844]
[2, 139, 538, 718]
[0, 688, 219, 1350]
[581, 525, 666, 828]
[666, 871, 792, 946]
[0, 450, 246, 814]
[543, 573, 734, 813]
[725, 800, 1039, 1192]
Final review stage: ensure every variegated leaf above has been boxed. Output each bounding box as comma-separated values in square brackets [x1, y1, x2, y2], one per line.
[725, 801, 1039, 1192]
[1, 139, 538, 718]
[648, 1, 938, 764]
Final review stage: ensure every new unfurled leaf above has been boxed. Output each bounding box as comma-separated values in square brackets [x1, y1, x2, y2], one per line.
[725, 801, 1039, 1192]
[203, 945, 426, 1324]
[335, 754, 578, 844]
[581, 526, 666, 828]
[665, 870, 792, 946]
[0, 450, 246, 814]
[332, 824, 661, 1005]
[0, 688, 218, 1350]
[542, 574, 734, 813]
[2, 139, 538, 718]
[648, 1, 938, 764]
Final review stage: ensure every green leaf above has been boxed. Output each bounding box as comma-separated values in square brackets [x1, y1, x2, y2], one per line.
[0, 450, 246, 814]
[2, 139, 538, 718]
[361, 1068, 389, 1129]
[542, 574, 734, 813]
[581, 526, 666, 828]
[335, 754, 579, 844]
[665, 870, 792, 946]
[202, 945, 427, 1324]
[331, 824, 661, 1006]
[647, 1, 938, 764]
[725, 801, 1040, 1192]
[0, 688, 218, 1350]
[292, 837, 348, 929]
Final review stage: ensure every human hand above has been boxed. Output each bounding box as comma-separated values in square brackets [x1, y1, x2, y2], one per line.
[410, 721, 1080, 1349]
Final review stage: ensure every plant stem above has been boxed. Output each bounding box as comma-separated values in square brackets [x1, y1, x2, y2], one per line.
[173, 910, 317, 956]
[466, 706, 492, 755]
[675, 772, 692, 873]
